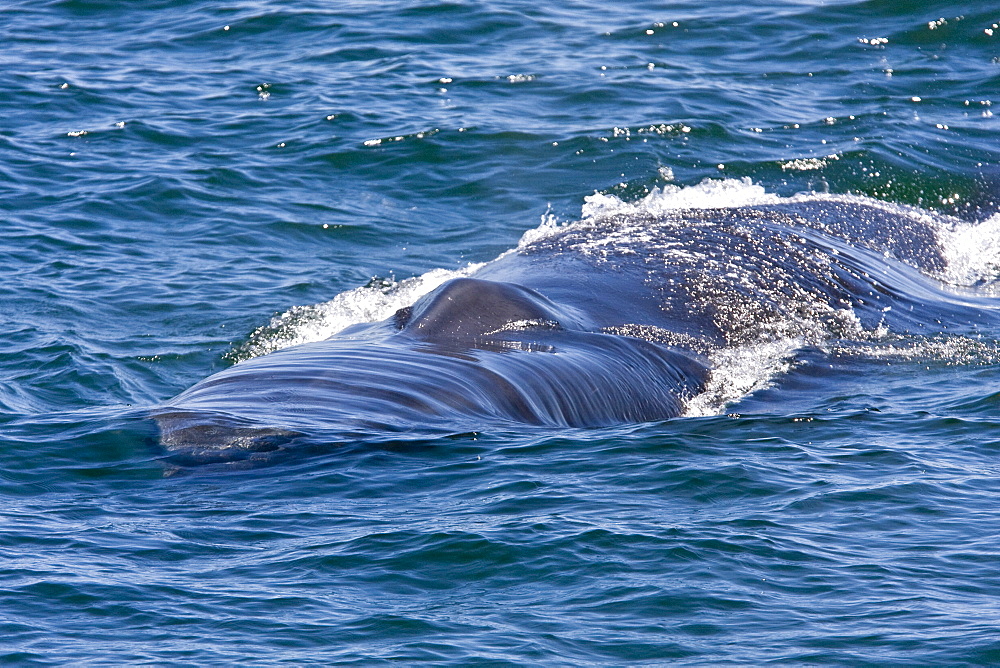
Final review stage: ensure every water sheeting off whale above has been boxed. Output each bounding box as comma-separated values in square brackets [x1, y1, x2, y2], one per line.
[155, 182, 1000, 464]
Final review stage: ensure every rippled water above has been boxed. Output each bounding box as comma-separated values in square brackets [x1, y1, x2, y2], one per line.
[3, 0, 1000, 663]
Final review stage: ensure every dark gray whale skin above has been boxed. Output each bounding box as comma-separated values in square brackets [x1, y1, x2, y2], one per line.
[156, 271, 711, 460]
[156, 199, 980, 462]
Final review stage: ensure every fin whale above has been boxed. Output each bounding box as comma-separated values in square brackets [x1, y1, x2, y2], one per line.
[155, 198, 986, 463]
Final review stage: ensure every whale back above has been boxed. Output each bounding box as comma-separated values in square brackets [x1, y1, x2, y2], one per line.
[156, 198, 995, 465]
[396, 277, 591, 340]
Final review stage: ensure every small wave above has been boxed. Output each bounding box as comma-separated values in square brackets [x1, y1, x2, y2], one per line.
[581, 177, 783, 220]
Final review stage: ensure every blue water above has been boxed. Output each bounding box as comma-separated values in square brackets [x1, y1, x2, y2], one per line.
[3, 0, 1000, 663]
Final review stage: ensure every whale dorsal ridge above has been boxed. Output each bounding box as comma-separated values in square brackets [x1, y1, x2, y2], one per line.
[397, 277, 566, 340]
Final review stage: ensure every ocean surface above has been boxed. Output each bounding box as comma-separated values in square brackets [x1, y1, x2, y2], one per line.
[3, 0, 1000, 663]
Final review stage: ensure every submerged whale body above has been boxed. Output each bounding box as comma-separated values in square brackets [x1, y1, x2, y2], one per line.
[156, 197, 989, 463]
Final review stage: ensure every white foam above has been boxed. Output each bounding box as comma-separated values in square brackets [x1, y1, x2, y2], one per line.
[831, 334, 1000, 366]
[935, 212, 1000, 288]
[516, 208, 562, 247]
[581, 177, 783, 220]
[683, 338, 802, 417]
